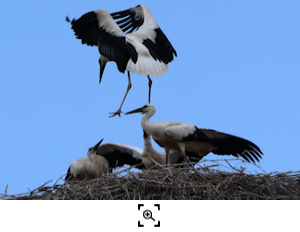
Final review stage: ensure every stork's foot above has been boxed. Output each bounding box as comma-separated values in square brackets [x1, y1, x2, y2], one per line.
[109, 109, 123, 118]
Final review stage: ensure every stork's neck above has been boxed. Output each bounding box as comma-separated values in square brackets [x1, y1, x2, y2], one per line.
[141, 108, 156, 134]
[143, 133, 155, 154]
[88, 152, 97, 161]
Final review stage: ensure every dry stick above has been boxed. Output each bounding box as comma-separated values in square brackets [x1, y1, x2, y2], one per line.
[225, 160, 241, 172]
[52, 174, 67, 187]
[184, 155, 204, 178]
[88, 189, 96, 200]
[200, 158, 266, 174]
[4, 159, 300, 200]
[149, 156, 165, 168]
[5, 185, 9, 196]
[202, 159, 236, 172]
[28, 180, 52, 196]
[113, 165, 137, 175]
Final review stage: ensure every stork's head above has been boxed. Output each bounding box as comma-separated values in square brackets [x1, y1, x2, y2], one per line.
[87, 139, 104, 156]
[125, 104, 156, 115]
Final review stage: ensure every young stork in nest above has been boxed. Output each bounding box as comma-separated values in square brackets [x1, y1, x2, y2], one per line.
[66, 4, 177, 117]
[64, 136, 175, 181]
[142, 130, 202, 168]
[125, 104, 264, 164]
[65, 139, 145, 181]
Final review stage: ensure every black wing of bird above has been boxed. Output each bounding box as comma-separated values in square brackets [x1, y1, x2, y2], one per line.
[65, 167, 75, 181]
[200, 128, 263, 163]
[66, 10, 135, 73]
[97, 142, 145, 171]
[110, 5, 144, 33]
[111, 5, 177, 64]
[66, 14, 99, 46]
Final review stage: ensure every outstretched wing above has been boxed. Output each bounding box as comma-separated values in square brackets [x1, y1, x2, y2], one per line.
[66, 10, 132, 73]
[97, 142, 145, 170]
[164, 123, 263, 163]
[110, 5, 144, 33]
[112, 4, 177, 64]
[200, 128, 263, 163]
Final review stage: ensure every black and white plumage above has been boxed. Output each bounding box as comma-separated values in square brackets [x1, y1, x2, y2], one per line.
[140, 130, 167, 168]
[125, 104, 264, 164]
[65, 139, 109, 181]
[142, 130, 202, 168]
[66, 4, 177, 117]
[99, 132, 184, 170]
[66, 132, 200, 181]
[65, 136, 166, 181]
[96, 142, 145, 171]
[65, 139, 146, 181]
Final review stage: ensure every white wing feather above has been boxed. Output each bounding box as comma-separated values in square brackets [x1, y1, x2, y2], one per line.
[163, 123, 196, 141]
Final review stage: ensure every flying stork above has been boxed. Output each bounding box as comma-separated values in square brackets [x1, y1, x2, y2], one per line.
[66, 4, 177, 117]
[125, 104, 264, 164]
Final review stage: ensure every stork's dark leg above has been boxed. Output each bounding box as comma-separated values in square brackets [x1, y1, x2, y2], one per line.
[182, 151, 199, 173]
[181, 151, 194, 165]
[109, 71, 132, 118]
[147, 75, 152, 103]
[166, 152, 169, 165]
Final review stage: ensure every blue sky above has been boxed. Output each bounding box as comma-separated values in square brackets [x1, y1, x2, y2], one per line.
[1, 0, 299, 195]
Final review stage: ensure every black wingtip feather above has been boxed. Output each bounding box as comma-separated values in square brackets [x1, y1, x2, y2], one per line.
[250, 151, 261, 163]
[204, 129, 263, 164]
[246, 152, 256, 164]
[239, 153, 251, 163]
[65, 167, 74, 181]
[111, 7, 144, 34]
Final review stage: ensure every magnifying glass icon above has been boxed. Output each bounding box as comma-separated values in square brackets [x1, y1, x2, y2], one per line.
[143, 209, 155, 221]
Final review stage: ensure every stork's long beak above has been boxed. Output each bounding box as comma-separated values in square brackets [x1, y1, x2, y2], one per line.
[125, 106, 144, 115]
[99, 56, 109, 84]
[94, 138, 104, 150]
[99, 61, 106, 84]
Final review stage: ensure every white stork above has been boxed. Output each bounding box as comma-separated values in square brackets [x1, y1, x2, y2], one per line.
[125, 104, 264, 164]
[65, 139, 110, 181]
[140, 130, 166, 168]
[66, 5, 177, 117]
